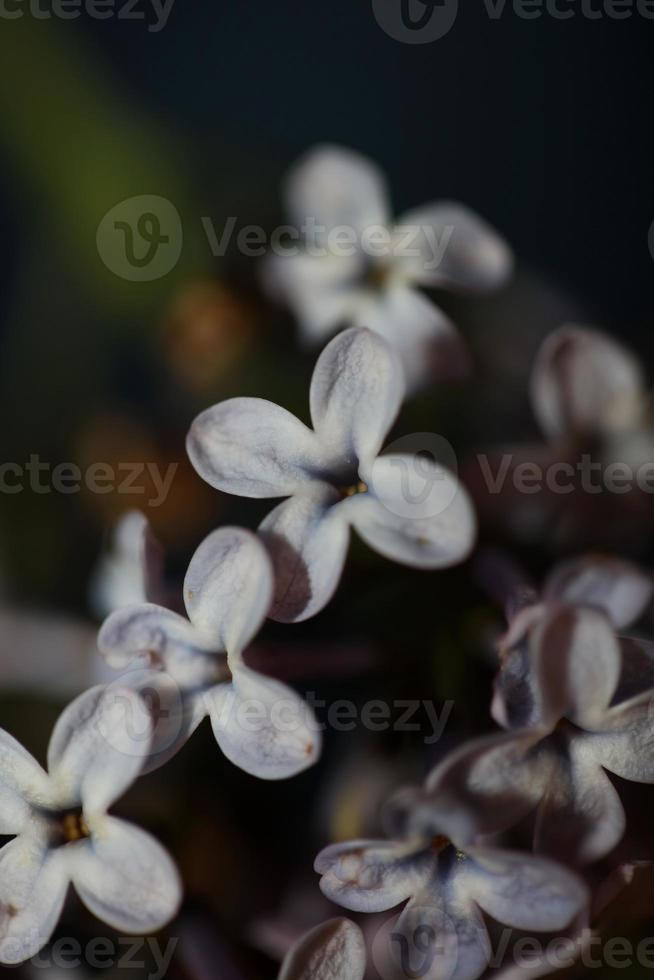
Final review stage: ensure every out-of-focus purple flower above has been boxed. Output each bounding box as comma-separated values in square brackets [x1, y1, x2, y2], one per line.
[315, 829, 587, 980]
[263, 145, 513, 391]
[278, 918, 366, 980]
[409, 557, 654, 864]
[187, 327, 476, 623]
[0, 686, 181, 964]
[99, 527, 321, 779]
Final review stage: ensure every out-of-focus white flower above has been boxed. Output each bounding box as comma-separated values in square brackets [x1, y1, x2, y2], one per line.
[0, 686, 181, 965]
[315, 830, 587, 980]
[278, 918, 366, 980]
[263, 144, 513, 390]
[89, 510, 166, 618]
[98, 526, 321, 778]
[187, 327, 476, 623]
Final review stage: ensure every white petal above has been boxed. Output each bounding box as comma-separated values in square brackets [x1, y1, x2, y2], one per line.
[184, 527, 272, 654]
[352, 285, 469, 391]
[544, 555, 652, 630]
[285, 144, 390, 240]
[259, 485, 350, 623]
[0, 838, 69, 965]
[346, 454, 476, 568]
[532, 607, 621, 729]
[187, 398, 321, 498]
[68, 815, 181, 933]
[0, 729, 52, 822]
[315, 839, 424, 913]
[530, 325, 644, 441]
[47, 686, 152, 812]
[205, 663, 320, 779]
[582, 689, 654, 782]
[309, 327, 405, 471]
[262, 252, 364, 345]
[279, 918, 366, 980]
[533, 740, 626, 865]
[385, 882, 490, 980]
[90, 509, 165, 617]
[98, 603, 219, 687]
[464, 846, 588, 931]
[393, 201, 513, 291]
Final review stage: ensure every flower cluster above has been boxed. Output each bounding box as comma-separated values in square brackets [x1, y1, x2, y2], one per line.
[2, 144, 653, 980]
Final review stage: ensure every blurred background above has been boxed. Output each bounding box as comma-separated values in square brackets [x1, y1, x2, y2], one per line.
[1, 2, 654, 977]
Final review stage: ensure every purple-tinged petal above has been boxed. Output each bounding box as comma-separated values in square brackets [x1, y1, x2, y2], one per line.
[544, 555, 652, 630]
[279, 918, 366, 980]
[533, 738, 625, 865]
[187, 398, 322, 498]
[315, 839, 426, 913]
[345, 454, 476, 569]
[463, 846, 588, 932]
[582, 688, 654, 782]
[309, 328, 405, 472]
[184, 527, 273, 655]
[530, 325, 644, 442]
[205, 663, 320, 780]
[259, 485, 350, 623]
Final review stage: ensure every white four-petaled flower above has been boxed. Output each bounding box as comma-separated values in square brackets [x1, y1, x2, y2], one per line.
[187, 327, 476, 623]
[0, 685, 181, 964]
[264, 144, 513, 389]
[99, 526, 321, 778]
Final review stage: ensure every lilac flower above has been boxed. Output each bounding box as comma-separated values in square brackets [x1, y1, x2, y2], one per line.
[278, 918, 366, 980]
[263, 144, 513, 389]
[187, 327, 476, 623]
[315, 831, 587, 980]
[98, 526, 321, 778]
[408, 556, 654, 864]
[0, 685, 181, 964]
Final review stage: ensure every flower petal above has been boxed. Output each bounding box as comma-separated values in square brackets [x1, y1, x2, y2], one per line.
[0, 838, 69, 965]
[279, 918, 366, 980]
[187, 398, 321, 498]
[98, 603, 219, 687]
[352, 285, 470, 392]
[315, 839, 424, 913]
[309, 327, 405, 472]
[582, 688, 654, 782]
[532, 606, 621, 729]
[418, 730, 550, 845]
[262, 252, 364, 345]
[544, 555, 652, 630]
[393, 201, 513, 291]
[385, 882, 490, 980]
[0, 728, 51, 820]
[259, 485, 350, 623]
[183, 527, 273, 655]
[463, 846, 588, 931]
[345, 454, 476, 569]
[90, 510, 166, 617]
[533, 739, 626, 864]
[47, 685, 153, 813]
[68, 815, 181, 933]
[285, 144, 390, 240]
[205, 663, 320, 780]
[530, 325, 644, 441]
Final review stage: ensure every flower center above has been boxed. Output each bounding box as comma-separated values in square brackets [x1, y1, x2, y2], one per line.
[366, 263, 391, 290]
[58, 810, 90, 846]
[430, 835, 451, 855]
[339, 480, 368, 499]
